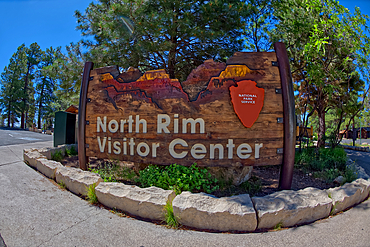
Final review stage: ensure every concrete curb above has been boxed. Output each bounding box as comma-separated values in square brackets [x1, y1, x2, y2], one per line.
[24, 146, 370, 232]
[341, 144, 370, 152]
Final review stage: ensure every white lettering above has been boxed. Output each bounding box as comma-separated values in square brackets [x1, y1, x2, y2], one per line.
[191, 143, 206, 159]
[182, 118, 205, 134]
[226, 139, 235, 159]
[169, 138, 188, 158]
[210, 144, 224, 159]
[113, 141, 121, 154]
[97, 136, 106, 152]
[108, 120, 119, 133]
[157, 114, 170, 133]
[255, 143, 263, 159]
[152, 143, 160, 157]
[136, 115, 147, 133]
[97, 116, 107, 132]
[237, 143, 252, 159]
[137, 142, 150, 157]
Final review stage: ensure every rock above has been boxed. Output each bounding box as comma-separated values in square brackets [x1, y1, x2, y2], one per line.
[327, 181, 368, 215]
[36, 158, 63, 180]
[95, 182, 175, 221]
[38, 147, 63, 160]
[172, 192, 257, 232]
[55, 166, 103, 196]
[23, 148, 38, 153]
[37, 144, 77, 160]
[333, 176, 345, 185]
[252, 187, 332, 229]
[23, 151, 47, 168]
[208, 166, 253, 186]
[351, 178, 370, 202]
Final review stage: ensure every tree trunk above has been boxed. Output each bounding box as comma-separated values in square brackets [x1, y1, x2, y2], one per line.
[7, 105, 11, 128]
[38, 82, 45, 129]
[21, 64, 31, 129]
[317, 108, 326, 148]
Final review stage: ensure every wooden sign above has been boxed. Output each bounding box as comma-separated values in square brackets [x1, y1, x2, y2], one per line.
[78, 42, 296, 189]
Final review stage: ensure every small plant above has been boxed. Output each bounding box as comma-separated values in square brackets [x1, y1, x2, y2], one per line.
[86, 183, 98, 204]
[343, 164, 357, 184]
[273, 221, 283, 231]
[164, 200, 179, 228]
[66, 146, 78, 157]
[239, 176, 262, 197]
[136, 163, 219, 194]
[330, 201, 341, 216]
[51, 150, 64, 162]
[89, 160, 137, 182]
[58, 180, 66, 189]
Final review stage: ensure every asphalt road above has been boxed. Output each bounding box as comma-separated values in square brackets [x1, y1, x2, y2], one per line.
[345, 149, 370, 176]
[0, 127, 53, 146]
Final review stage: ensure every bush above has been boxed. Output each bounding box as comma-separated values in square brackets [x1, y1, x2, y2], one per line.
[136, 163, 219, 194]
[295, 146, 355, 183]
[295, 147, 347, 171]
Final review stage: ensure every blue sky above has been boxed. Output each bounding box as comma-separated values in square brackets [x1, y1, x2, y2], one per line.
[0, 0, 369, 73]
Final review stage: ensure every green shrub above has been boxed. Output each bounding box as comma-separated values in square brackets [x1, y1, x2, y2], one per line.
[136, 163, 219, 194]
[51, 150, 64, 162]
[66, 146, 78, 157]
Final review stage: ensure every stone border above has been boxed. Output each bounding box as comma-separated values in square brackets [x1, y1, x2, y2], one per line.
[23, 146, 370, 232]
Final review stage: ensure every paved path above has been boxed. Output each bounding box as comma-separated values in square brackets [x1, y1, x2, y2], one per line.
[1, 140, 370, 246]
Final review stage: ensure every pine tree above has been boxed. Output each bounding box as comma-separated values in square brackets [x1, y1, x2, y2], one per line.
[20, 42, 43, 129]
[35, 47, 62, 129]
[0, 45, 27, 127]
[75, 0, 250, 81]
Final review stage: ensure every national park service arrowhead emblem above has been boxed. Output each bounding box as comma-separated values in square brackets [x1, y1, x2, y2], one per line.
[229, 80, 265, 128]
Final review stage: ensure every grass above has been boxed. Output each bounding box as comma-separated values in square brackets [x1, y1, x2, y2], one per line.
[51, 150, 64, 162]
[164, 200, 179, 228]
[66, 146, 78, 157]
[89, 160, 137, 183]
[239, 176, 262, 196]
[58, 180, 66, 190]
[273, 221, 283, 231]
[86, 183, 98, 204]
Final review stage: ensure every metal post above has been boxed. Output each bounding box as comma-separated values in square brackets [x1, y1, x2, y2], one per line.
[78, 62, 94, 170]
[274, 42, 296, 190]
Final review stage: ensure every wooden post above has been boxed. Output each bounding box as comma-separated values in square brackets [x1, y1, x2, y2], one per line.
[78, 62, 94, 170]
[274, 42, 296, 190]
